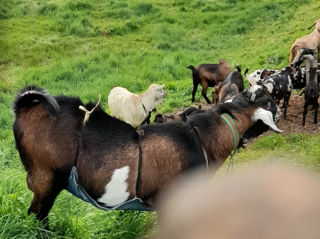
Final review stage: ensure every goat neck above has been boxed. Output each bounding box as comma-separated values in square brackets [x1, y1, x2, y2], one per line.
[190, 107, 258, 168]
[139, 87, 159, 112]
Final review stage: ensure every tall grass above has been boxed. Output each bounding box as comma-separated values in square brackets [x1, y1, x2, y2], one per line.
[1, 0, 320, 238]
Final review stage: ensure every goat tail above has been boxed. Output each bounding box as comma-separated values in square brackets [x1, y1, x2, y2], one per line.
[13, 85, 60, 119]
[187, 65, 196, 72]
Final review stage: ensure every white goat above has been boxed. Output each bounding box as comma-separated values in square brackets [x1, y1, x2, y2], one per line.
[289, 19, 320, 64]
[108, 84, 166, 128]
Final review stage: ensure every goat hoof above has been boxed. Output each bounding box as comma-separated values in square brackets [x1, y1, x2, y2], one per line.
[137, 128, 144, 136]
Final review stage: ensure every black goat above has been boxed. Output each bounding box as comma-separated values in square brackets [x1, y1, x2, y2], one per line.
[291, 48, 319, 125]
[302, 67, 319, 126]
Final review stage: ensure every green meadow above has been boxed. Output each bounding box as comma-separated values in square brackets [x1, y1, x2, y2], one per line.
[1, 0, 320, 238]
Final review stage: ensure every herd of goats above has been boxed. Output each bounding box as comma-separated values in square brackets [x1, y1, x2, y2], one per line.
[11, 19, 320, 228]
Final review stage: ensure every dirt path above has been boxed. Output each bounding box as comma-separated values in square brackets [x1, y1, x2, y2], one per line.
[172, 94, 320, 135]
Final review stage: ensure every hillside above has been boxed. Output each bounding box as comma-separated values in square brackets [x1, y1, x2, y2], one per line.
[1, 0, 320, 238]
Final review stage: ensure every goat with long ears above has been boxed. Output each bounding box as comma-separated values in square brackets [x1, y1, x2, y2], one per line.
[13, 85, 282, 227]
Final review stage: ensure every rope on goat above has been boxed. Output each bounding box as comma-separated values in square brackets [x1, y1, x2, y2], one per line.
[220, 113, 240, 173]
[79, 94, 101, 124]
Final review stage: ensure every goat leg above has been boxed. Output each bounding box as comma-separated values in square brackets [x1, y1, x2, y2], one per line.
[26, 170, 66, 229]
[191, 82, 198, 102]
[283, 92, 291, 119]
[202, 88, 211, 104]
[314, 102, 319, 124]
[302, 101, 309, 126]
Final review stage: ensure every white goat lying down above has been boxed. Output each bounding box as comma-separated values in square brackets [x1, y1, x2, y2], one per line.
[108, 84, 166, 128]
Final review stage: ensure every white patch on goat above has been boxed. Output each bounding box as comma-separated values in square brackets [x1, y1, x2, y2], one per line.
[246, 70, 263, 85]
[264, 82, 273, 94]
[21, 90, 43, 97]
[97, 166, 130, 207]
[248, 85, 262, 102]
[287, 76, 292, 91]
[225, 99, 233, 103]
[201, 146, 209, 172]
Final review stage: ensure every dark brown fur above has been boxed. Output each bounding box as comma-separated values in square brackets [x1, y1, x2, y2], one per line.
[13, 85, 280, 227]
[214, 66, 247, 103]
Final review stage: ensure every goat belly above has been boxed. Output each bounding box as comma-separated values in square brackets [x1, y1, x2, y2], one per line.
[67, 167, 152, 211]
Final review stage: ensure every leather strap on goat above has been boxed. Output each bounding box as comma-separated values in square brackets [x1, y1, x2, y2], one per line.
[221, 113, 240, 153]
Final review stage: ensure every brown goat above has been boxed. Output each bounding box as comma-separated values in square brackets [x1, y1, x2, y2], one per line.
[289, 19, 320, 65]
[13, 85, 281, 227]
[187, 59, 231, 104]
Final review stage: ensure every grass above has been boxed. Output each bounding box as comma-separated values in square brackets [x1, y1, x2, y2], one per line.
[1, 0, 320, 238]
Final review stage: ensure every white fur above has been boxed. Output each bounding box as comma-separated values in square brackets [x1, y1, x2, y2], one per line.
[287, 76, 292, 92]
[97, 166, 130, 207]
[264, 82, 274, 94]
[251, 107, 282, 132]
[247, 69, 279, 86]
[108, 84, 166, 128]
[248, 85, 262, 102]
[246, 69, 263, 85]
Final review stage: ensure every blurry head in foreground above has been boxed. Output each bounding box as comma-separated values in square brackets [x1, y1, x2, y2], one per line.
[157, 164, 320, 239]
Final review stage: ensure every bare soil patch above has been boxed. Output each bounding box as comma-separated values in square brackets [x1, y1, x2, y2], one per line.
[170, 94, 320, 135]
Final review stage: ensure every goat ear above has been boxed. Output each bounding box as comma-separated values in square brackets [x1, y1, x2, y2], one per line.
[251, 108, 283, 133]
[160, 84, 165, 88]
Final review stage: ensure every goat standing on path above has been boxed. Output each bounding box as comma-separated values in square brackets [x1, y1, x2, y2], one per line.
[187, 59, 231, 104]
[291, 48, 319, 125]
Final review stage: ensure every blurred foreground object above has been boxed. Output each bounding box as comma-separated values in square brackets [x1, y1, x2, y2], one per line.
[158, 164, 320, 239]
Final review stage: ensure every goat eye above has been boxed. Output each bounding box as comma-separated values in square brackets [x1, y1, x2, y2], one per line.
[257, 71, 260, 74]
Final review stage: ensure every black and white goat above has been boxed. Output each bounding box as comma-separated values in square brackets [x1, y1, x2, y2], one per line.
[256, 67, 294, 119]
[245, 68, 278, 86]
